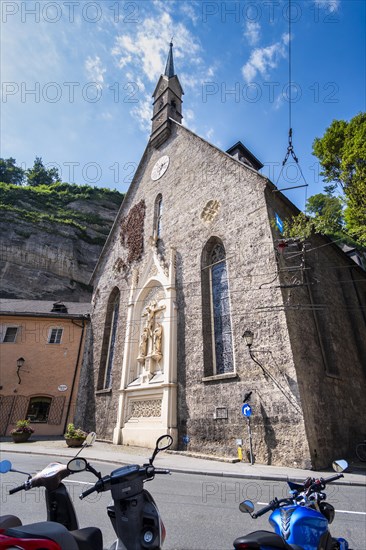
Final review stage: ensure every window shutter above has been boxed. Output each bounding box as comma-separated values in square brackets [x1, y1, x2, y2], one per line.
[48, 396, 66, 425]
[10, 396, 29, 422]
[0, 396, 15, 435]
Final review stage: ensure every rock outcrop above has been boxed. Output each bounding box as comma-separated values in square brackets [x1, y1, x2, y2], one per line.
[0, 185, 123, 301]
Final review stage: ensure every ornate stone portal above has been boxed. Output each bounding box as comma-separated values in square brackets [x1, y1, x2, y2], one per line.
[113, 245, 178, 449]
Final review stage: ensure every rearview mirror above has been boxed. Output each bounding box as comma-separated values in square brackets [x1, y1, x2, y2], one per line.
[157, 435, 173, 451]
[68, 457, 87, 473]
[239, 500, 255, 514]
[149, 434, 173, 465]
[0, 460, 12, 474]
[85, 432, 96, 447]
[332, 459, 348, 473]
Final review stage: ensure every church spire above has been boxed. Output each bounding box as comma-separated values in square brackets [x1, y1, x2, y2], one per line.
[164, 42, 175, 78]
[150, 42, 184, 149]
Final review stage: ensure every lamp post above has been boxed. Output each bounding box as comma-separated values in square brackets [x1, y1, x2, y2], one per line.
[242, 329, 254, 347]
[16, 357, 25, 384]
[241, 331, 256, 465]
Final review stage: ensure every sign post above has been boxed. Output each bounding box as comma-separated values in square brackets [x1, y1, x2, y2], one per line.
[241, 403, 254, 465]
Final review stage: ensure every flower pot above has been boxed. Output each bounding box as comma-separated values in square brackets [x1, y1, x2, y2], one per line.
[11, 432, 31, 443]
[65, 438, 85, 448]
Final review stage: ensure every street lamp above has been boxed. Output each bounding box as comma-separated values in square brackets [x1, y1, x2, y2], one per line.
[16, 357, 25, 384]
[242, 329, 254, 347]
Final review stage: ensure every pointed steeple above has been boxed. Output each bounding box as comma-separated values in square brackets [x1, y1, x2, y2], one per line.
[150, 42, 184, 149]
[164, 42, 175, 78]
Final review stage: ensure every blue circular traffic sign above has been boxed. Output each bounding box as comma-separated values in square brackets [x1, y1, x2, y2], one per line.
[241, 404, 252, 417]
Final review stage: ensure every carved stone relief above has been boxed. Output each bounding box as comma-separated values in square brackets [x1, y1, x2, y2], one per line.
[200, 200, 220, 224]
[137, 299, 166, 374]
[129, 399, 162, 418]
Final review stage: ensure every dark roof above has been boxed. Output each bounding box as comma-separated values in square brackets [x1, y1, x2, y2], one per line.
[0, 299, 91, 318]
[226, 141, 263, 171]
[164, 42, 175, 78]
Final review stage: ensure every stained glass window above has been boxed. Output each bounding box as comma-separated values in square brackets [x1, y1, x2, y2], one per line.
[201, 239, 234, 375]
[104, 294, 120, 388]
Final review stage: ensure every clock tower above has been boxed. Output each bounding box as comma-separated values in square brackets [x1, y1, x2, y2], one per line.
[150, 42, 184, 149]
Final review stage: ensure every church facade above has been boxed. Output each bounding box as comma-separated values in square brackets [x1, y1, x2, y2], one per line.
[77, 45, 366, 468]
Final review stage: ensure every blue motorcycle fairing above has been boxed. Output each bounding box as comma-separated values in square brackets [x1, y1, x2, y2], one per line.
[269, 505, 328, 550]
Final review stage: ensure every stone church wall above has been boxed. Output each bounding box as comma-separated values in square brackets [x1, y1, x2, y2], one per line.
[89, 122, 313, 466]
[266, 190, 366, 468]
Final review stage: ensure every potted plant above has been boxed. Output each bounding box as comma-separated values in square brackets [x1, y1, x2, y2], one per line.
[64, 423, 87, 447]
[10, 419, 34, 443]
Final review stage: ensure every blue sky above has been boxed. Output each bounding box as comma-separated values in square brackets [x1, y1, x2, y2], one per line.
[1, 0, 365, 210]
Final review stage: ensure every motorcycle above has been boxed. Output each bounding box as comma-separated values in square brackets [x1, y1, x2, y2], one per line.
[0, 433, 173, 550]
[233, 459, 350, 550]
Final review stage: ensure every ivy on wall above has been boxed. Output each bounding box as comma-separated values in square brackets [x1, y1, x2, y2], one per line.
[120, 199, 146, 264]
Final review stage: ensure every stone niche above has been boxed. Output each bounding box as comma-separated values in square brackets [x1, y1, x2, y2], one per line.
[113, 245, 178, 448]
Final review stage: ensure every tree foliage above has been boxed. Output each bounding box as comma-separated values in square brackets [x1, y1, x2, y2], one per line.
[0, 158, 25, 185]
[26, 157, 60, 187]
[284, 113, 366, 247]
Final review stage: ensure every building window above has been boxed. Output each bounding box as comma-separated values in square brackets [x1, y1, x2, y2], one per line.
[201, 238, 234, 376]
[154, 194, 163, 238]
[26, 396, 52, 423]
[2, 326, 18, 343]
[98, 288, 120, 390]
[48, 328, 63, 344]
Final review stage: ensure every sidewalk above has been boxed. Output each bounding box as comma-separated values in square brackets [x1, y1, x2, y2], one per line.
[1, 437, 365, 486]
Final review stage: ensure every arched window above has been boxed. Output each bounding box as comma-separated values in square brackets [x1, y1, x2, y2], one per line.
[98, 288, 120, 389]
[154, 194, 163, 239]
[26, 396, 52, 422]
[201, 238, 234, 376]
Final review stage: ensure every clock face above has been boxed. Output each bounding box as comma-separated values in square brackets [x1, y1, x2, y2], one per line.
[151, 155, 170, 181]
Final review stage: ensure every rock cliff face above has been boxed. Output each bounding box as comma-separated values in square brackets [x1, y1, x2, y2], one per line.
[0, 189, 123, 301]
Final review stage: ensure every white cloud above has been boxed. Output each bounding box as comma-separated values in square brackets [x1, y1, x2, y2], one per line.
[242, 35, 288, 83]
[85, 56, 106, 84]
[100, 112, 113, 121]
[206, 128, 214, 140]
[111, 7, 207, 129]
[314, 0, 340, 11]
[131, 94, 153, 132]
[244, 22, 261, 46]
[180, 2, 199, 25]
[185, 109, 195, 123]
[112, 12, 201, 83]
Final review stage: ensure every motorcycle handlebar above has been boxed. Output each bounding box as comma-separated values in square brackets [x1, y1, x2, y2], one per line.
[252, 501, 277, 518]
[80, 485, 97, 500]
[153, 468, 171, 475]
[323, 473, 344, 484]
[9, 483, 27, 495]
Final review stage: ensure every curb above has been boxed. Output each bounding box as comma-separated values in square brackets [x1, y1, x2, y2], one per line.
[2, 447, 365, 487]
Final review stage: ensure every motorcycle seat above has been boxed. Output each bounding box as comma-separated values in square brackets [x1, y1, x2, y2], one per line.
[0, 514, 22, 528]
[234, 530, 304, 550]
[5, 520, 79, 550]
[70, 526, 103, 550]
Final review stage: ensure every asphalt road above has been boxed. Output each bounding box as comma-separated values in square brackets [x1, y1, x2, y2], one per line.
[1, 453, 365, 550]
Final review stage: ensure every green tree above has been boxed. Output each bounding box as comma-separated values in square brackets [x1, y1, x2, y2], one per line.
[306, 192, 343, 234]
[312, 112, 366, 245]
[26, 157, 60, 187]
[283, 113, 366, 247]
[0, 158, 25, 185]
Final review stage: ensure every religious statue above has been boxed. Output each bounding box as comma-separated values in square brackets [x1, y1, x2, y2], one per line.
[138, 327, 149, 359]
[137, 299, 166, 369]
[143, 300, 166, 337]
[153, 323, 163, 356]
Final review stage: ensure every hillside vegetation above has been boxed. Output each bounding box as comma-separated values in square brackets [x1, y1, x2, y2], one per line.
[0, 181, 124, 244]
[0, 157, 124, 300]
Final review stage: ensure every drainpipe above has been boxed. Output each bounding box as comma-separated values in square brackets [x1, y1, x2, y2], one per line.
[63, 316, 87, 433]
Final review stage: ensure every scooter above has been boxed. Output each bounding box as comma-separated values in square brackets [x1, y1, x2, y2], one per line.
[0, 433, 173, 550]
[233, 460, 350, 550]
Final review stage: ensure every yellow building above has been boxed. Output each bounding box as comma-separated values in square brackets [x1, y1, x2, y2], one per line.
[0, 300, 90, 436]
